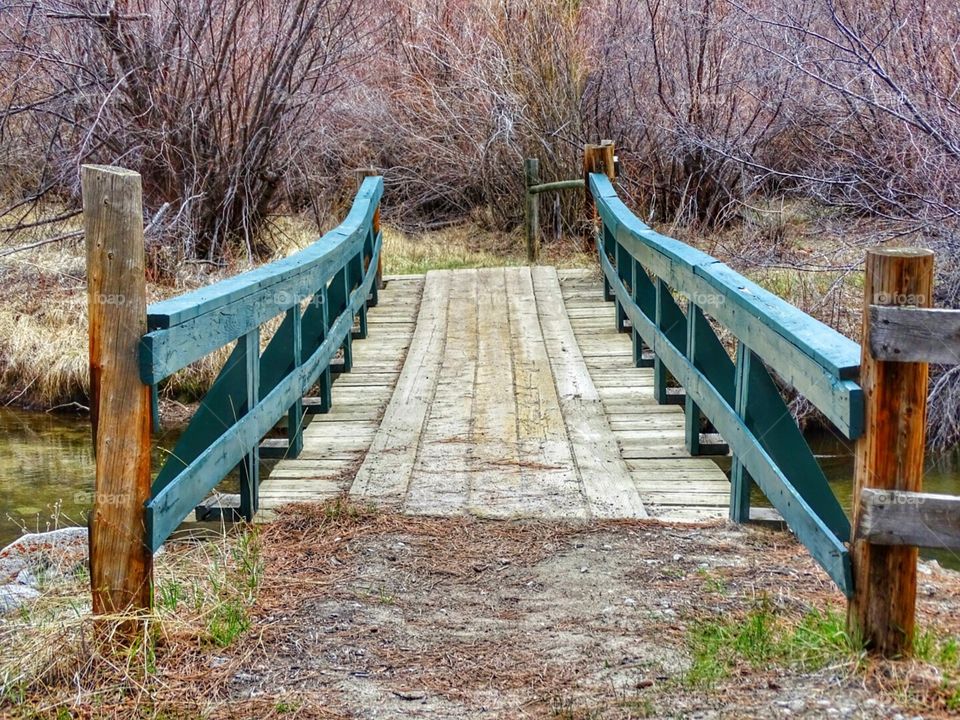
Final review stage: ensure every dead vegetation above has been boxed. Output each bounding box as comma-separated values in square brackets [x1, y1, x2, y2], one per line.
[1, 0, 958, 440]
[5, 499, 958, 718]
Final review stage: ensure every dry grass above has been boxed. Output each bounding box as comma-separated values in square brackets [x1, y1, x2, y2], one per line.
[381, 224, 593, 276]
[3, 499, 959, 718]
[0, 524, 275, 719]
[0, 212, 591, 411]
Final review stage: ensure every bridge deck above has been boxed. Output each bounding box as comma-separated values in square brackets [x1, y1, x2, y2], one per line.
[263, 266, 729, 521]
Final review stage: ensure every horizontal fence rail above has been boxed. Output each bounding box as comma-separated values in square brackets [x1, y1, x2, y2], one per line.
[141, 176, 384, 552]
[586, 171, 862, 596]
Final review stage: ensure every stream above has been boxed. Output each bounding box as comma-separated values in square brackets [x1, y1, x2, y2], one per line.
[0, 407, 957, 570]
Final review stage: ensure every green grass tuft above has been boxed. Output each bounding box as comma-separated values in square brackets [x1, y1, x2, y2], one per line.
[686, 599, 863, 687]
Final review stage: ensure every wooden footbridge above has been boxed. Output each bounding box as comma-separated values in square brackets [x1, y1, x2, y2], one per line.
[82, 145, 960, 656]
[260, 265, 730, 522]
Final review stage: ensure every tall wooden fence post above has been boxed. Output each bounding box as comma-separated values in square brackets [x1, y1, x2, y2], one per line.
[83, 165, 152, 614]
[849, 247, 934, 656]
[583, 141, 616, 219]
[525, 158, 541, 263]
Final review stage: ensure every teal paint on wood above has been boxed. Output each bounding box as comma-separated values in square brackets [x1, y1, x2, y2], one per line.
[630, 258, 654, 368]
[301, 286, 332, 414]
[239, 329, 260, 520]
[596, 240, 852, 595]
[327, 266, 353, 373]
[140, 234, 362, 382]
[286, 304, 304, 459]
[737, 345, 851, 541]
[150, 384, 160, 434]
[730, 343, 753, 523]
[144, 190, 382, 550]
[150, 338, 253, 497]
[685, 304, 704, 455]
[146, 178, 383, 329]
[654, 278, 687, 405]
[615, 240, 630, 333]
[602, 226, 615, 303]
[146, 249, 380, 550]
[588, 173, 863, 440]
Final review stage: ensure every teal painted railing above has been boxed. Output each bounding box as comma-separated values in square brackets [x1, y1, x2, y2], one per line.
[588, 172, 863, 596]
[139, 177, 384, 551]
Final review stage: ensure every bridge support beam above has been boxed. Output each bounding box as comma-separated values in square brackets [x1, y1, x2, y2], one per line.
[849, 248, 934, 657]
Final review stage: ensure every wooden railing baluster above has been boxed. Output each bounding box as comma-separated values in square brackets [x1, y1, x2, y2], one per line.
[730, 342, 753, 523]
[286, 305, 304, 459]
[684, 303, 704, 456]
[239, 328, 260, 520]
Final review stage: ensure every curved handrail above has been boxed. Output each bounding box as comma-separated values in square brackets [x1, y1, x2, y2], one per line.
[142, 177, 384, 550]
[589, 172, 862, 596]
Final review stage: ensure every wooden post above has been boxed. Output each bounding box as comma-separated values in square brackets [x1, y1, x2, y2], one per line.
[583, 143, 615, 217]
[849, 247, 934, 656]
[525, 158, 541, 263]
[82, 165, 152, 614]
[583, 142, 617, 254]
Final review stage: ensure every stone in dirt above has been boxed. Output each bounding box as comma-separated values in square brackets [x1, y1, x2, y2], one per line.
[0, 527, 88, 613]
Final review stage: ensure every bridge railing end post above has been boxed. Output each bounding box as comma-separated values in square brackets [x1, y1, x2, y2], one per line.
[82, 164, 153, 617]
[848, 247, 934, 657]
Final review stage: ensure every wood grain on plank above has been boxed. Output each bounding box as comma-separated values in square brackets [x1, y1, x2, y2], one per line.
[533, 266, 647, 518]
[348, 271, 451, 502]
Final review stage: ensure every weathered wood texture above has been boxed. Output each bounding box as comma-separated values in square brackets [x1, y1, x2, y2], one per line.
[869, 305, 960, 364]
[349, 267, 651, 519]
[258, 276, 424, 516]
[857, 489, 960, 549]
[559, 269, 731, 522]
[82, 165, 152, 613]
[850, 247, 934, 656]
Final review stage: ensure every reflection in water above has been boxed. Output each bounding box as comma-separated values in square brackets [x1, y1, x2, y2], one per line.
[0, 408, 181, 546]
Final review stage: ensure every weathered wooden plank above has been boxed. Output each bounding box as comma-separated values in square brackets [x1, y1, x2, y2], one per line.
[533, 266, 647, 518]
[869, 305, 960, 364]
[467, 268, 524, 515]
[404, 269, 478, 515]
[349, 271, 451, 502]
[83, 165, 152, 614]
[857, 489, 960, 549]
[259, 278, 421, 504]
[501, 267, 585, 518]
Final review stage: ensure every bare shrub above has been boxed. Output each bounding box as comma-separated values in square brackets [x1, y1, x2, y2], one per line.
[734, 0, 960, 448]
[335, 0, 590, 235]
[0, 0, 368, 269]
[586, 0, 798, 228]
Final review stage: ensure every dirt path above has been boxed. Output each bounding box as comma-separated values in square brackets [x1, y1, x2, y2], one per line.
[213, 503, 960, 719]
